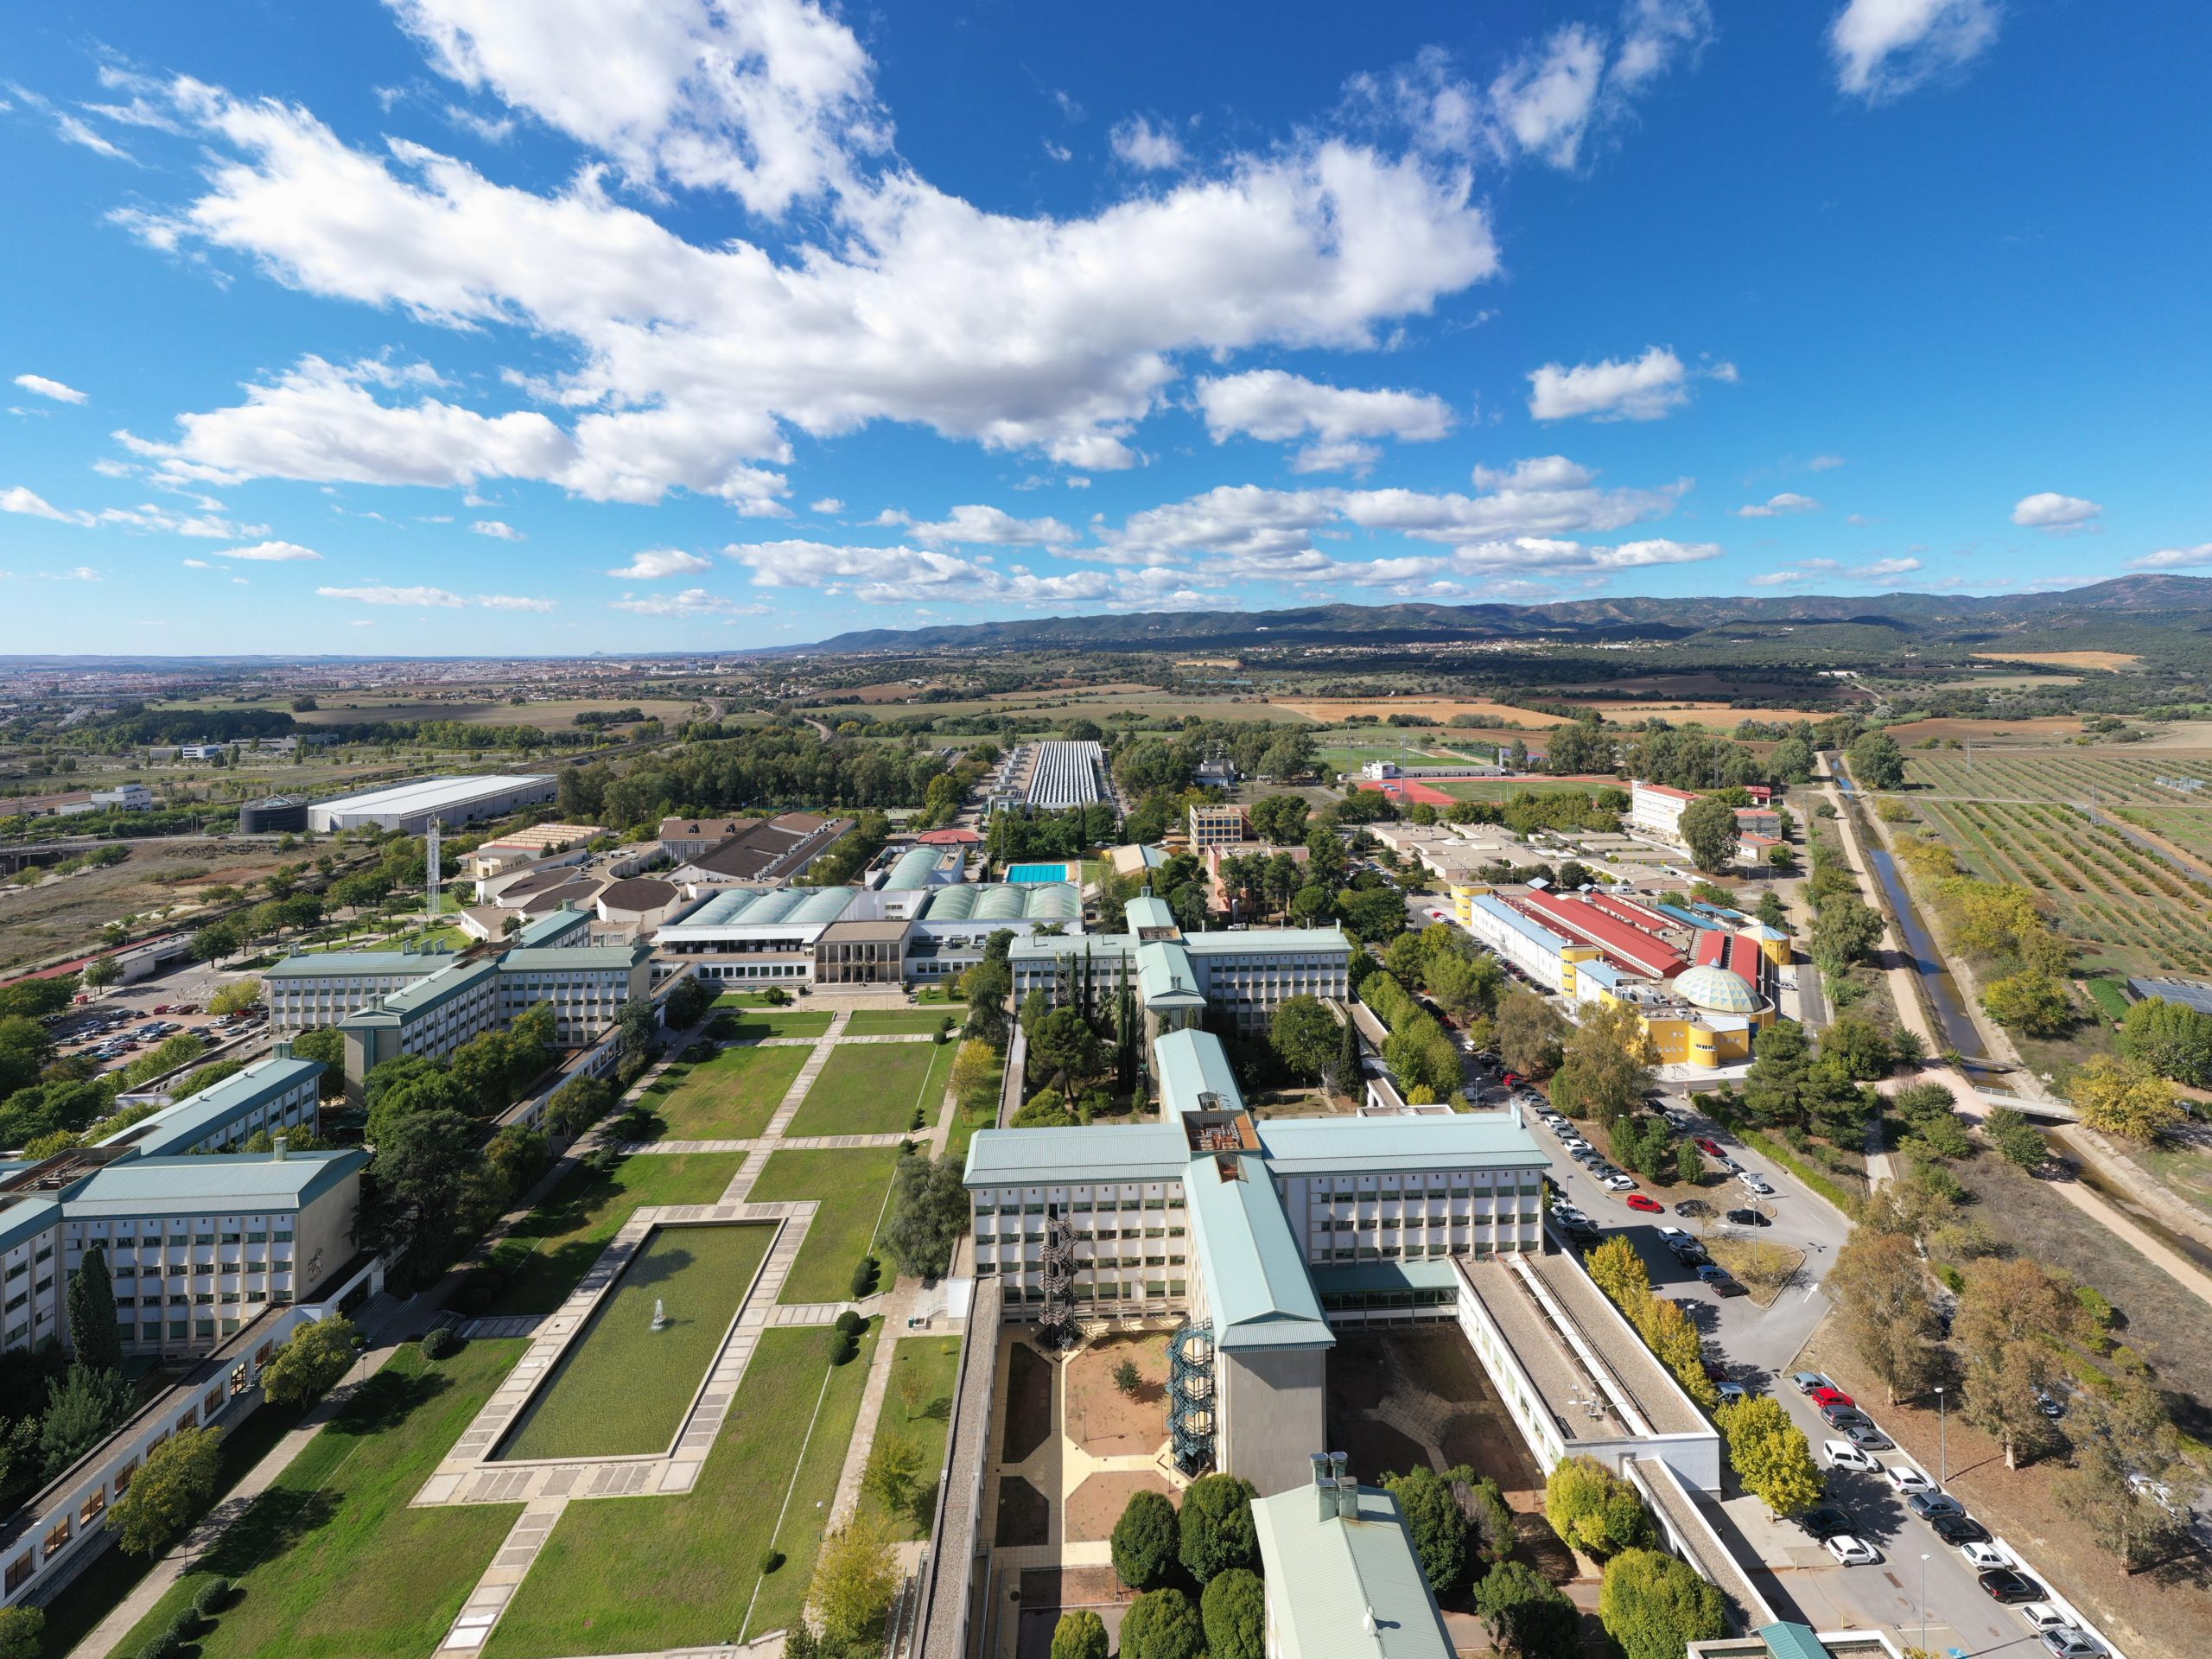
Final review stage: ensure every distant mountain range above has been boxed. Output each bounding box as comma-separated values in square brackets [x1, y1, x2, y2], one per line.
[778, 574, 2212, 654]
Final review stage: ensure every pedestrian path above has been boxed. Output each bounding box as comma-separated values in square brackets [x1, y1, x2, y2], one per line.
[623, 1130, 910, 1157]
[459, 1313, 546, 1340]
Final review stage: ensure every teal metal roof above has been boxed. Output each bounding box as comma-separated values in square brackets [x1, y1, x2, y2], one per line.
[264, 950, 450, 980]
[881, 846, 944, 890]
[512, 906, 591, 949]
[1257, 1114, 1548, 1176]
[1154, 1027, 1243, 1116]
[1185, 1149, 1332, 1351]
[1755, 1624, 1838, 1659]
[1250, 1484, 1455, 1659]
[673, 886, 856, 928]
[95, 1054, 323, 1157]
[1125, 893, 1176, 931]
[918, 882, 1081, 924]
[0, 1193, 62, 1255]
[963, 1124, 1187, 1186]
[1135, 940, 1205, 1008]
[498, 944, 648, 972]
[66, 1149, 368, 1217]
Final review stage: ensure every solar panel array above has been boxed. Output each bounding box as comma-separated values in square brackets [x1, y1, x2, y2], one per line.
[1026, 741, 1108, 808]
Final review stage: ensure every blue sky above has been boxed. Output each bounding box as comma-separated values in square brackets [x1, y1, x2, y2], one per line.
[3, 1, 2207, 655]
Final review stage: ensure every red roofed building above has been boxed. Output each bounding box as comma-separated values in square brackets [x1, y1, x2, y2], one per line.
[1504, 887, 1689, 980]
[914, 827, 982, 845]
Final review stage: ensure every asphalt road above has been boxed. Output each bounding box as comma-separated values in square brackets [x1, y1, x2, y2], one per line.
[1398, 893, 2062, 1654]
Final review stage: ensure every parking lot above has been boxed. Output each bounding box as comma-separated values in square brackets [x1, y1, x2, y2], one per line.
[1414, 893, 2113, 1656]
[42, 963, 270, 1081]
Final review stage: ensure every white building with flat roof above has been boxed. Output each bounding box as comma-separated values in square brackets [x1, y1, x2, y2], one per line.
[306, 773, 556, 833]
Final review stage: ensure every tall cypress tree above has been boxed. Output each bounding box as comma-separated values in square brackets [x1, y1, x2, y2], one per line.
[1337, 1009, 1361, 1096]
[68, 1242, 124, 1375]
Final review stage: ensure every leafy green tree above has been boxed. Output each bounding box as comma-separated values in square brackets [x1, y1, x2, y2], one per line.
[372, 1107, 475, 1274]
[0, 1605, 43, 1659]
[1598, 1548, 1727, 1659]
[68, 1243, 124, 1375]
[1675, 1141, 1706, 1185]
[2115, 995, 2212, 1086]
[1178, 1472, 1257, 1583]
[861, 1434, 925, 1521]
[40, 1363, 132, 1477]
[1812, 894, 1885, 969]
[1335, 885, 1408, 944]
[1677, 796, 1740, 874]
[1742, 1018, 1816, 1128]
[1980, 970, 2072, 1037]
[108, 1427, 221, 1557]
[880, 1154, 969, 1280]
[1717, 1395, 1823, 1515]
[1049, 1609, 1109, 1659]
[1829, 1230, 1942, 1404]
[1120, 1587, 1204, 1659]
[1544, 1456, 1653, 1558]
[2070, 1054, 2183, 1141]
[1383, 1464, 1472, 1595]
[1110, 1487, 1180, 1589]
[1474, 1560, 1578, 1659]
[1268, 995, 1339, 1081]
[1983, 1107, 2047, 1169]
[1847, 731, 1906, 790]
[1496, 988, 1567, 1077]
[617, 996, 658, 1057]
[1548, 1001, 1655, 1127]
[809, 1510, 899, 1642]
[262, 1315, 357, 1407]
[1199, 1567, 1265, 1659]
[2053, 1369, 2184, 1572]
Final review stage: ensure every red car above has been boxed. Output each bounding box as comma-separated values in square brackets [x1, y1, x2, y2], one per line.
[1694, 1137, 1726, 1159]
[1502, 1071, 1522, 1087]
[1625, 1193, 1663, 1213]
[1811, 1386, 1856, 1409]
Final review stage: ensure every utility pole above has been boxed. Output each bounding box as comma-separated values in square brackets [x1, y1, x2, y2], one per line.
[426, 818, 442, 918]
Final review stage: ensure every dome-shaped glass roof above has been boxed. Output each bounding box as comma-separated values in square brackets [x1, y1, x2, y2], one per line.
[1674, 963, 1759, 1014]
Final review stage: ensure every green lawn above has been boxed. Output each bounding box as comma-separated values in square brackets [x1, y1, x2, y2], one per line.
[715, 1007, 835, 1039]
[112, 1340, 526, 1659]
[945, 1046, 1005, 1164]
[747, 1147, 901, 1303]
[483, 1324, 878, 1658]
[501, 1224, 774, 1461]
[1437, 778, 1611, 802]
[865, 1336, 963, 1541]
[644, 1044, 811, 1140]
[486, 1153, 747, 1316]
[31, 1400, 312, 1659]
[788, 1041, 945, 1136]
[842, 1008, 956, 1036]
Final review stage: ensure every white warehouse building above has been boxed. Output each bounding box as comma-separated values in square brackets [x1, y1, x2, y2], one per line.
[306, 773, 557, 833]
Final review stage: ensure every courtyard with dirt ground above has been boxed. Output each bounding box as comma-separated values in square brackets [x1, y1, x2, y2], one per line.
[1325, 1327, 1546, 1501]
[1064, 1331, 1168, 1456]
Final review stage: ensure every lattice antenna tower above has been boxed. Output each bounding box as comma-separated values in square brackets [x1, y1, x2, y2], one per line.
[426, 819, 442, 916]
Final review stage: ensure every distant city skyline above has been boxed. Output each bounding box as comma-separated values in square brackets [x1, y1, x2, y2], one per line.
[3, 1, 2207, 652]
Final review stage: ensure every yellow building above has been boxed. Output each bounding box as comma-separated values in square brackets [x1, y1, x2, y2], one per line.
[1580, 962, 1773, 1070]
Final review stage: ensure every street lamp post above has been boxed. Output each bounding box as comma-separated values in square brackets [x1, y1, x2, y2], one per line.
[1920, 1553, 1930, 1652]
[1936, 1385, 1947, 1484]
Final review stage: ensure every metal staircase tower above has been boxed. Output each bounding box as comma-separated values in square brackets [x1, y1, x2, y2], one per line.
[1038, 1205, 1077, 1351]
[1168, 1319, 1216, 1475]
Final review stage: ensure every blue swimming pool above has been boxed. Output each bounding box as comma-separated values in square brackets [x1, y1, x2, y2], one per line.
[1004, 861, 1074, 883]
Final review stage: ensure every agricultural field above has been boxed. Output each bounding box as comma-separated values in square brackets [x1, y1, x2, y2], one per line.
[1907, 795, 2212, 975]
[289, 696, 698, 730]
[1272, 696, 1567, 727]
[1902, 747, 2212, 806]
[1967, 650, 2143, 671]
[1435, 778, 1618, 804]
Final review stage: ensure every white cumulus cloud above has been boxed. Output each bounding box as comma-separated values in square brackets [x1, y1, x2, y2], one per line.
[1738, 493, 1821, 518]
[607, 547, 714, 579]
[1529, 346, 1719, 422]
[477, 593, 557, 610]
[610, 587, 770, 619]
[889, 505, 1076, 547]
[470, 518, 525, 540]
[2125, 544, 2212, 573]
[1109, 114, 1184, 170]
[1195, 370, 1453, 447]
[218, 540, 322, 561]
[14, 374, 87, 404]
[2012, 492, 2101, 531]
[1830, 0, 2000, 102]
[318, 583, 467, 607]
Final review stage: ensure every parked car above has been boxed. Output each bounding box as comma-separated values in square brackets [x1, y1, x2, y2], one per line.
[1842, 1424, 1894, 1452]
[1597, 1171, 1634, 1191]
[1790, 1371, 1836, 1395]
[1710, 1275, 1748, 1298]
[1929, 1511, 1991, 1547]
[1810, 1386, 1855, 1409]
[1823, 1440, 1878, 1472]
[1716, 1381, 1749, 1405]
[1694, 1137, 1726, 1158]
[2036, 1389, 2067, 1420]
[1694, 1264, 1733, 1285]
[1726, 1208, 1772, 1227]
[1825, 1535, 1882, 1567]
[1883, 1465, 1937, 1497]
[1625, 1193, 1663, 1213]
[1675, 1199, 1712, 1217]
[1960, 1542, 2011, 1571]
[1800, 1505, 1857, 1540]
[2018, 1605, 2074, 1634]
[1822, 1402, 1874, 1431]
[1909, 1491, 1967, 1521]
[2039, 1632, 2104, 1659]
[1738, 1173, 1774, 1195]
[1980, 1569, 2046, 1605]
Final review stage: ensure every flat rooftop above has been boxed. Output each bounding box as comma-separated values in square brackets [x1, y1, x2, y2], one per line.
[311, 774, 553, 814]
[1522, 1252, 1709, 1438]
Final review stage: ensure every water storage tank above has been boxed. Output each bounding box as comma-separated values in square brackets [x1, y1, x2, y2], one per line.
[238, 795, 310, 835]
